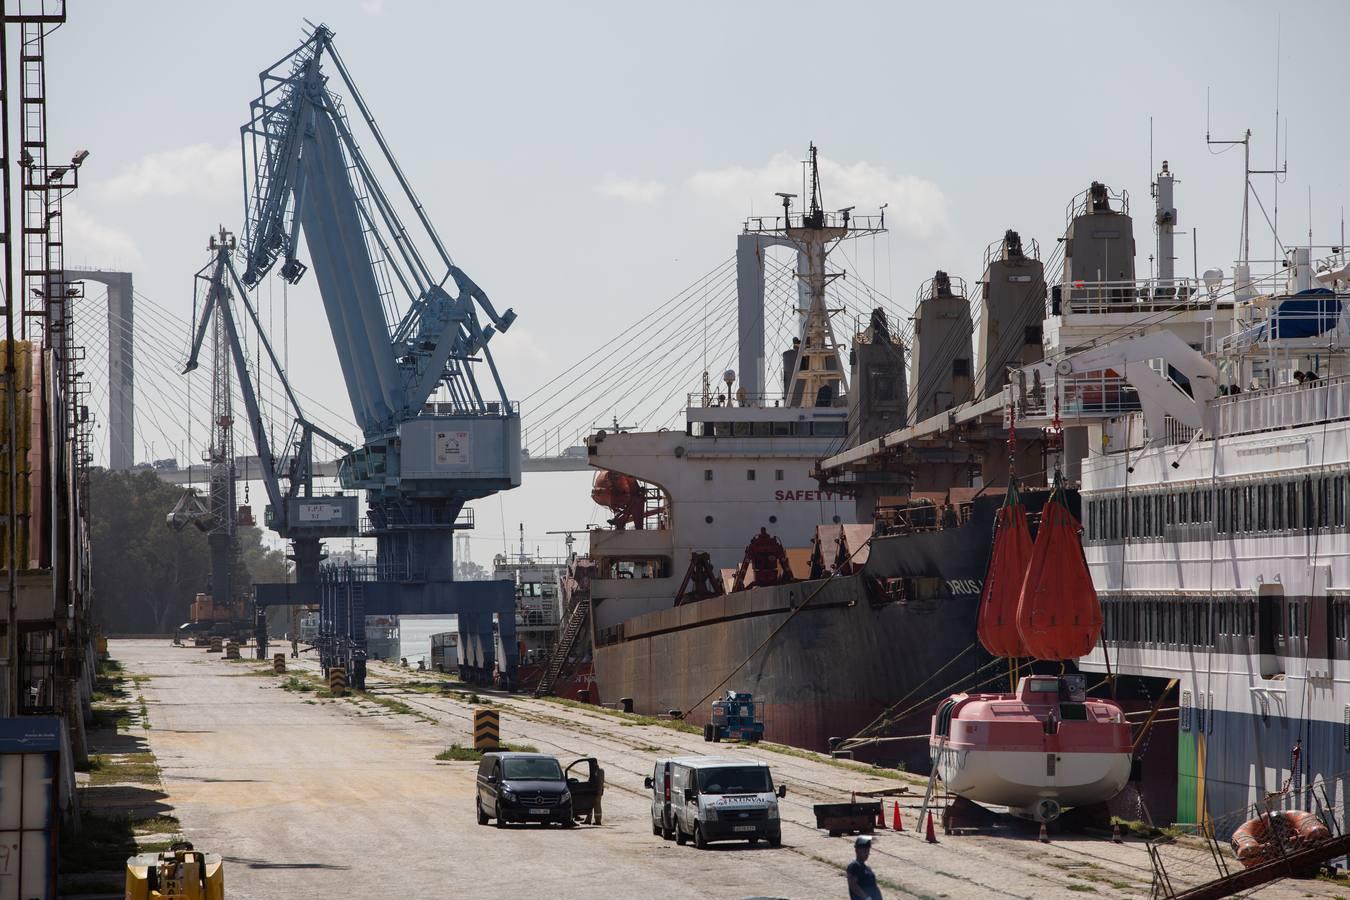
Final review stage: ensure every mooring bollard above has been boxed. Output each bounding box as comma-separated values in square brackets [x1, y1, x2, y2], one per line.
[208, 636, 223, 654]
[329, 666, 348, 696]
[273, 653, 286, 674]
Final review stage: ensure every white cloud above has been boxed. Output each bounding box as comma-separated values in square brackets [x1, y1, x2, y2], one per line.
[361, 0, 385, 13]
[687, 152, 949, 241]
[63, 202, 144, 269]
[596, 174, 667, 204]
[96, 143, 237, 202]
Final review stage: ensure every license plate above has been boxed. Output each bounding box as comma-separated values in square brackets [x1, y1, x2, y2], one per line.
[733, 825, 757, 832]
[529, 808, 550, 815]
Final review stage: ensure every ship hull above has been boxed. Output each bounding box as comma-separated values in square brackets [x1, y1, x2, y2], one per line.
[592, 573, 987, 770]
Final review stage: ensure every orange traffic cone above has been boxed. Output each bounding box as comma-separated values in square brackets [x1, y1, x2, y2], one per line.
[1038, 822, 1049, 843]
[893, 801, 903, 831]
[876, 804, 886, 829]
[1112, 823, 1123, 844]
[925, 811, 938, 843]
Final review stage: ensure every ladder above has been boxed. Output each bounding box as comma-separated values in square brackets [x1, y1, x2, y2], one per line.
[535, 598, 589, 697]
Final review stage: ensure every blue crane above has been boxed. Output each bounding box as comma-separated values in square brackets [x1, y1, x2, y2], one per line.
[191, 23, 522, 687]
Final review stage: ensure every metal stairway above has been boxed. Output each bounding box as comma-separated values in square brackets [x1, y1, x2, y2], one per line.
[534, 599, 589, 697]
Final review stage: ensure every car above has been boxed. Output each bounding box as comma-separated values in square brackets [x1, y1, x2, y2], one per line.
[476, 751, 576, 828]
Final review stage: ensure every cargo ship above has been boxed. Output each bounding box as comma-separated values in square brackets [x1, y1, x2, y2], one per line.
[560, 147, 1060, 769]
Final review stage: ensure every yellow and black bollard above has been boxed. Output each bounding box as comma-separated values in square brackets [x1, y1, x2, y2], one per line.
[225, 641, 240, 660]
[329, 666, 348, 696]
[473, 707, 500, 751]
[273, 653, 286, 674]
[208, 636, 223, 654]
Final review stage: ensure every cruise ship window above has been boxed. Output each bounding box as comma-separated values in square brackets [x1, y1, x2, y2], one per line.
[1142, 497, 1151, 537]
[1272, 484, 1285, 531]
[733, 422, 752, 437]
[814, 421, 846, 437]
[704, 469, 713, 481]
[1288, 602, 1300, 639]
[1302, 477, 1315, 529]
[751, 422, 772, 437]
[772, 421, 792, 436]
[1318, 477, 1332, 528]
[746, 469, 756, 481]
[1257, 485, 1268, 531]
[713, 422, 732, 437]
[775, 470, 784, 481]
[1203, 489, 1212, 522]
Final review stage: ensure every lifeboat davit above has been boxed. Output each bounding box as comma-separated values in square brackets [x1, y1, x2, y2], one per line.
[1230, 810, 1331, 868]
[930, 674, 1131, 822]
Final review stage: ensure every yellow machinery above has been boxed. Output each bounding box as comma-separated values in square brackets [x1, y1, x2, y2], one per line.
[126, 842, 224, 899]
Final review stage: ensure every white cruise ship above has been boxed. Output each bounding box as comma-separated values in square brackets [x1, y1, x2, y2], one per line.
[1018, 164, 1350, 833]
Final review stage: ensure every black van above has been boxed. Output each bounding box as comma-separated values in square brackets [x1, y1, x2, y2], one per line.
[476, 752, 575, 828]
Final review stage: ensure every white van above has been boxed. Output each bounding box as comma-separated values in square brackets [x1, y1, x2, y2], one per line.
[645, 756, 785, 848]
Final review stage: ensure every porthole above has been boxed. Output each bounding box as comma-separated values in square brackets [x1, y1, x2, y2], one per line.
[705, 515, 713, 524]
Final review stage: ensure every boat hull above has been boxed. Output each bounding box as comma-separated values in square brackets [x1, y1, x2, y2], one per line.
[933, 746, 1132, 812]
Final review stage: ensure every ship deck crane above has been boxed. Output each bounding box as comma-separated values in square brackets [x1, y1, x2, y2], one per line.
[224, 23, 522, 686]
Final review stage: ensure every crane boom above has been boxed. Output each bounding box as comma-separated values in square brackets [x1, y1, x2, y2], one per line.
[225, 24, 521, 686]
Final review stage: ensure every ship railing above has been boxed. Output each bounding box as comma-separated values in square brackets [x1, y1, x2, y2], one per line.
[981, 234, 1041, 271]
[687, 391, 795, 409]
[1216, 373, 1350, 438]
[1065, 183, 1129, 221]
[517, 607, 561, 628]
[1102, 413, 1196, 451]
[1051, 277, 1216, 316]
[915, 273, 967, 304]
[1215, 302, 1349, 354]
[1012, 372, 1141, 422]
[741, 210, 885, 234]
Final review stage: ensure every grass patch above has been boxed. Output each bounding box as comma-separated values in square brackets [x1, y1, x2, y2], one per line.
[360, 692, 437, 724]
[60, 811, 182, 873]
[87, 752, 159, 786]
[755, 740, 915, 783]
[1065, 886, 1097, 893]
[435, 742, 539, 762]
[397, 679, 459, 694]
[281, 675, 315, 693]
[537, 695, 702, 735]
[134, 815, 181, 835]
[90, 705, 133, 731]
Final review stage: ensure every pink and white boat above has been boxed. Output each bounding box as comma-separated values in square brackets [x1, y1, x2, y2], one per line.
[930, 674, 1131, 822]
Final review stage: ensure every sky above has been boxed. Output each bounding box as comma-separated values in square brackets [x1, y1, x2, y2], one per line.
[42, 0, 1350, 566]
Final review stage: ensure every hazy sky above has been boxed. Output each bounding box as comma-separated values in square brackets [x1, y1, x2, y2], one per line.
[45, 0, 1350, 563]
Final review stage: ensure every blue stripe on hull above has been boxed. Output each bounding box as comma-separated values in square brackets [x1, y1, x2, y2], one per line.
[1183, 706, 1349, 838]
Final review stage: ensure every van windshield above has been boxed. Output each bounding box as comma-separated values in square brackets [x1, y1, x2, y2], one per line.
[696, 766, 772, 795]
[502, 757, 562, 780]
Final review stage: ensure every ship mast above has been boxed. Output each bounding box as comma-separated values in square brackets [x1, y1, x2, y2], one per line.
[740, 143, 885, 408]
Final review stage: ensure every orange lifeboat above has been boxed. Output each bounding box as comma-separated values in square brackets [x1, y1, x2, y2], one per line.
[591, 470, 645, 529]
[977, 479, 1032, 658]
[1016, 477, 1101, 660]
[1230, 810, 1331, 868]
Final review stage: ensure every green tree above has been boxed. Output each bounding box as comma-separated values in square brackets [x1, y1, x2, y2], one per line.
[88, 469, 293, 632]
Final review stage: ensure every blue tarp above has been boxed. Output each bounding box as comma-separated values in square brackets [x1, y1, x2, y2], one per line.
[1264, 288, 1341, 340]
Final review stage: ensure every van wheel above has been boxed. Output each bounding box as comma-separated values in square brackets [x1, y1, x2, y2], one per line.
[494, 801, 506, 828]
[676, 824, 687, 845]
[661, 817, 675, 841]
[769, 834, 781, 848]
[703, 723, 713, 742]
[652, 819, 661, 836]
[712, 726, 722, 743]
[694, 824, 708, 849]
[748, 837, 759, 845]
[477, 800, 488, 826]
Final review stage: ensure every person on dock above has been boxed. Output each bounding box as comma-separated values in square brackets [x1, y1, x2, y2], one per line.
[584, 765, 605, 825]
[847, 835, 882, 899]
